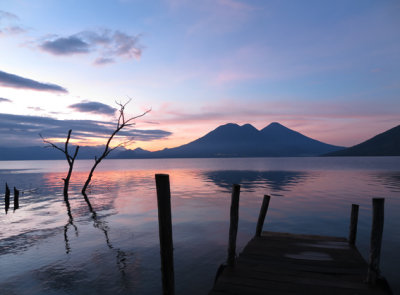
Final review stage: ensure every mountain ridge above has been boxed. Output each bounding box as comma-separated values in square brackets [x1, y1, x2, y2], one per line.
[325, 125, 400, 156]
[7, 121, 398, 160]
[116, 122, 344, 158]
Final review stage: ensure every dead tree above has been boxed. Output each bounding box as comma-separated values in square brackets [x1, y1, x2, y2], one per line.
[41, 130, 79, 200]
[81, 100, 150, 196]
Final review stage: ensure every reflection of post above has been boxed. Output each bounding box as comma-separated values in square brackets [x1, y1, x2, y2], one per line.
[348, 204, 359, 246]
[255, 195, 271, 237]
[367, 198, 385, 285]
[13, 187, 20, 211]
[5, 183, 10, 213]
[155, 174, 175, 295]
[227, 184, 240, 267]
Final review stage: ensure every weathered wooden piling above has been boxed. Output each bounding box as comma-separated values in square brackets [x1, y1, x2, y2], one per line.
[367, 198, 385, 285]
[227, 184, 240, 267]
[13, 186, 20, 210]
[5, 183, 10, 213]
[348, 204, 359, 246]
[155, 174, 175, 295]
[210, 197, 391, 295]
[255, 195, 271, 237]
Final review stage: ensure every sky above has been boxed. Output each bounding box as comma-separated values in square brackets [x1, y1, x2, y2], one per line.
[0, 0, 399, 151]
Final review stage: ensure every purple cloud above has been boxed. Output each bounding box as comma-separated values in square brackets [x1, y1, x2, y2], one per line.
[111, 31, 142, 59]
[40, 36, 90, 55]
[69, 101, 117, 116]
[0, 113, 171, 146]
[94, 57, 115, 65]
[2, 25, 25, 35]
[0, 10, 18, 21]
[39, 29, 142, 64]
[0, 70, 68, 93]
[0, 10, 26, 35]
[0, 97, 12, 103]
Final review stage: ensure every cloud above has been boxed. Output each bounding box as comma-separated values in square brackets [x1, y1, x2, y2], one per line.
[39, 29, 142, 64]
[0, 10, 26, 35]
[0, 70, 68, 93]
[69, 101, 116, 116]
[28, 106, 45, 112]
[0, 10, 18, 21]
[94, 57, 115, 65]
[110, 31, 142, 58]
[0, 97, 12, 103]
[40, 36, 90, 55]
[2, 26, 25, 35]
[0, 113, 172, 147]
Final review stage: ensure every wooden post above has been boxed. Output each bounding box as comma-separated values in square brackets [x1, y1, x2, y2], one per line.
[5, 183, 10, 213]
[348, 204, 359, 246]
[255, 195, 271, 237]
[13, 187, 20, 210]
[227, 184, 240, 267]
[155, 174, 175, 295]
[367, 198, 385, 285]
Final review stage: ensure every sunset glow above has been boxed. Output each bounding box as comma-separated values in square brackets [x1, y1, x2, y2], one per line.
[0, 1, 399, 151]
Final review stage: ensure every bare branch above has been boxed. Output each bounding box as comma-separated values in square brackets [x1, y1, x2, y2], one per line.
[40, 133, 65, 154]
[65, 130, 72, 164]
[40, 130, 80, 200]
[82, 99, 150, 195]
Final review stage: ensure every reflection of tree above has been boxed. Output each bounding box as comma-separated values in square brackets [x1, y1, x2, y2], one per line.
[63, 195, 129, 275]
[90, 211, 129, 275]
[63, 198, 78, 254]
[82, 192, 94, 213]
[202, 170, 309, 192]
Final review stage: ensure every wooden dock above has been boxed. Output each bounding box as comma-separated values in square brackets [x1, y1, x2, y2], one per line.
[208, 188, 391, 295]
[154, 176, 391, 295]
[209, 231, 391, 295]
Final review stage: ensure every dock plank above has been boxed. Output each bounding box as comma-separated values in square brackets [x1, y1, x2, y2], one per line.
[210, 231, 391, 295]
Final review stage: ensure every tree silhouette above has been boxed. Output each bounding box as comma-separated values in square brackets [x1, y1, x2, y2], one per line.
[82, 100, 150, 196]
[40, 129, 79, 200]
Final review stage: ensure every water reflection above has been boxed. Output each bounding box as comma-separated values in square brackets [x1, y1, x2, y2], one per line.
[63, 199, 78, 254]
[66, 194, 130, 278]
[371, 172, 400, 193]
[202, 170, 310, 192]
[1, 158, 400, 294]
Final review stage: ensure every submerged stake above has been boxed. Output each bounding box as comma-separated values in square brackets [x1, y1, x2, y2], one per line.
[155, 174, 175, 295]
[14, 186, 20, 211]
[5, 183, 10, 213]
[227, 184, 240, 266]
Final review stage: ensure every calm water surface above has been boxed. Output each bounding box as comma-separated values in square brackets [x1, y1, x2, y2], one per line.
[0, 157, 399, 294]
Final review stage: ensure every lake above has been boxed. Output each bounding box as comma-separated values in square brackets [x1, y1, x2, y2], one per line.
[0, 157, 399, 294]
